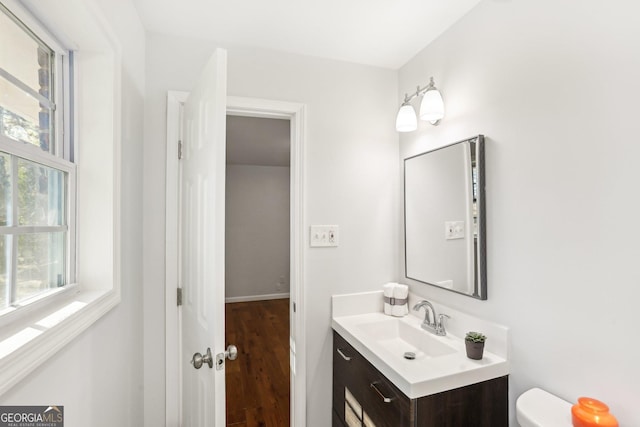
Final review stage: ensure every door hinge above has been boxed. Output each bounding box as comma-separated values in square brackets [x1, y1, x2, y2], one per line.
[178, 140, 183, 159]
[292, 301, 296, 313]
[177, 287, 183, 306]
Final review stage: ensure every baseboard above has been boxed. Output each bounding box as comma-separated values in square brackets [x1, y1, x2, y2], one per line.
[225, 293, 290, 303]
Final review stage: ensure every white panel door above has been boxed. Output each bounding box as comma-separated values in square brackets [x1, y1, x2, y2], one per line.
[180, 48, 228, 427]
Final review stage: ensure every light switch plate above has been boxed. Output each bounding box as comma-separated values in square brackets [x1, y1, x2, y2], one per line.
[310, 225, 339, 247]
[445, 221, 465, 240]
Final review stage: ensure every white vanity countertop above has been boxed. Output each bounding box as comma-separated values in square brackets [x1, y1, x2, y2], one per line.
[331, 291, 510, 399]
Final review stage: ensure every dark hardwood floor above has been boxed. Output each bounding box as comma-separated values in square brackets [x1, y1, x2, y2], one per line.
[225, 298, 290, 426]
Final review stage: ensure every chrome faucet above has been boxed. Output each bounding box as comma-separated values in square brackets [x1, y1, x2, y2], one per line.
[413, 300, 436, 325]
[412, 300, 450, 336]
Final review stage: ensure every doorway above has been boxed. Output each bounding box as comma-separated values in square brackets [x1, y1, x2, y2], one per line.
[165, 93, 307, 426]
[224, 115, 291, 425]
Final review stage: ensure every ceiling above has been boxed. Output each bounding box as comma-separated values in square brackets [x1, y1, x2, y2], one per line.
[226, 116, 290, 167]
[132, 0, 482, 69]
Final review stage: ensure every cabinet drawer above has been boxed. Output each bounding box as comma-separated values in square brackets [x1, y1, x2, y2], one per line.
[359, 358, 412, 427]
[333, 332, 362, 377]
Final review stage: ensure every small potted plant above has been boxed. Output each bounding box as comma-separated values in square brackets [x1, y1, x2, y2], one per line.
[465, 331, 486, 360]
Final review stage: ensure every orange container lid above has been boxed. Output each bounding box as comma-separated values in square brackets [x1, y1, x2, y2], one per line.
[571, 397, 618, 427]
[578, 397, 609, 413]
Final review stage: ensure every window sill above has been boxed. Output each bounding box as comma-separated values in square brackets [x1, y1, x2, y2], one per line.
[0, 287, 120, 395]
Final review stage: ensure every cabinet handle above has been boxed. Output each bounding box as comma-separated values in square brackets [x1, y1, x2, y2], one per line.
[336, 348, 352, 361]
[370, 382, 393, 403]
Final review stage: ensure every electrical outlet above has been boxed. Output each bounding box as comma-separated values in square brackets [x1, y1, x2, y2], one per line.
[310, 225, 339, 247]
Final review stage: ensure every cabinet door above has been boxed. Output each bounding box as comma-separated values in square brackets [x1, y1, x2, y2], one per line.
[334, 332, 361, 424]
[333, 409, 347, 427]
[415, 376, 508, 427]
[333, 331, 413, 427]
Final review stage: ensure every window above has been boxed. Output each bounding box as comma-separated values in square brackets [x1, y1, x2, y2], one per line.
[0, 3, 75, 313]
[0, 0, 121, 395]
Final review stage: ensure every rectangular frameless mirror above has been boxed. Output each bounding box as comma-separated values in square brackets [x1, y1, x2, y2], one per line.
[404, 135, 486, 299]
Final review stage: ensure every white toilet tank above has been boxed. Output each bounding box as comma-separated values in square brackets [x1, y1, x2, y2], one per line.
[517, 388, 573, 427]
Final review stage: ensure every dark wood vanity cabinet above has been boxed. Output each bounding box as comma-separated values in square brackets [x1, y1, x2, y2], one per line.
[332, 331, 508, 427]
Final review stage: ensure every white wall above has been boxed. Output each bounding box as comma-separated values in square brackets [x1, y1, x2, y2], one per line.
[0, 0, 145, 426]
[143, 32, 398, 426]
[399, 0, 640, 424]
[226, 164, 290, 300]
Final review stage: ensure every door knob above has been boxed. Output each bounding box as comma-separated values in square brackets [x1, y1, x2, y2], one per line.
[225, 345, 238, 361]
[214, 344, 239, 370]
[191, 347, 213, 369]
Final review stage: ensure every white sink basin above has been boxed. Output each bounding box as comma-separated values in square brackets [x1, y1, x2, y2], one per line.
[354, 316, 456, 360]
[332, 307, 509, 399]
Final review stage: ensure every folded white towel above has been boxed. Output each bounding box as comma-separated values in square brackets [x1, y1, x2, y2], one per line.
[382, 282, 408, 317]
[383, 282, 396, 297]
[391, 283, 408, 317]
[393, 284, 408, 299]
[383, 282, 396, 315]
[391, 304, 408, 317]
[382, 283, 396, 316]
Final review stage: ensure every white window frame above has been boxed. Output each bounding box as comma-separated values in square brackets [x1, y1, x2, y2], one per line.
[0, 0, 122, 395]
[0, 145, 77, 322]
[0, 0, 68, 158]
[0, 2, 77, 319]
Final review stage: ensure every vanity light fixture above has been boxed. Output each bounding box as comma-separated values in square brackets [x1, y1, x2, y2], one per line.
[395, 99, 418, 132]
[395, 77, 445, 132]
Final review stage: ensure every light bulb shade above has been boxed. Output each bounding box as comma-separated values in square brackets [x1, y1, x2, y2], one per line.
[419, 88, 444, 123]
[396, 104, 417, 132]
